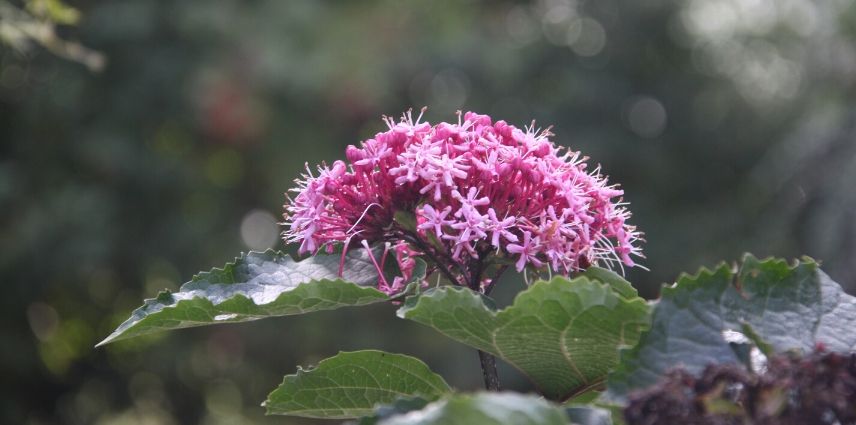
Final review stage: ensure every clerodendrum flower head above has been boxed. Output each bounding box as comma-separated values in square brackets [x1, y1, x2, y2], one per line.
[283, 109, 642, 294]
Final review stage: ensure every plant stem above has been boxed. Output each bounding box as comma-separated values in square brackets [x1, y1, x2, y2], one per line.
[471, 261, 502, 391]
[478, 350, 502, 391]
[468, 258, 484, 291]
[398, 229, 504, 391]
[397, 232, 463, 286]
[485, 265, 508, 295]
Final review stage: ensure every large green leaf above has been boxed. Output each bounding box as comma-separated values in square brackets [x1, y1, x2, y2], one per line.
[605, 255, 856, 403]
[373, 392, 570, 425]
[264, 350, 451, 418]
[397, 270, 651, 401]
[97, 249, 425, 346]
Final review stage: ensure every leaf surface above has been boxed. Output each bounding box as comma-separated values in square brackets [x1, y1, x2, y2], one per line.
[604, 255, 856, 402]
[398, 269, 650, 401]
[264, 350, 451, 419]
[98, 249, 425, 346]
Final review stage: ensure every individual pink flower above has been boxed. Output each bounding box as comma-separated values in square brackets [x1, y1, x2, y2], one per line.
[283, 109, 643, 294]
[486, 208, 518, 249]
[506, 231, 543, 273]
[418, 204, 453, 238]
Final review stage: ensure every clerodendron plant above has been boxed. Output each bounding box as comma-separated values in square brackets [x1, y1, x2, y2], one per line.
[99, 111, 856, 425]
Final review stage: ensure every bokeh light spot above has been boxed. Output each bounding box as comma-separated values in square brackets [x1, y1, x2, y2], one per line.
[27, 302, 60, 342]
[204, 380, 243, 419]
[240, 209, 278, 251]
[625, 96, 668, 138]
[570, 18, 606, 57]
[429, 69, 470, 113]
[506, 6, 539, 46]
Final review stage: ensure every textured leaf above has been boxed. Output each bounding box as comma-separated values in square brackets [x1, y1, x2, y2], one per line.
[375, 392, 570, 425]
[98, 249, 425, 346]
[605, 255, 856, 402]
[397, 271, 651, 401]
[263, 350, 451, 418]
[576, 268, 638, 300]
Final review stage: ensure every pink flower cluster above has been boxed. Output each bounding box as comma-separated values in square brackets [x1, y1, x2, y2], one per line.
[283, 110, 642, 291]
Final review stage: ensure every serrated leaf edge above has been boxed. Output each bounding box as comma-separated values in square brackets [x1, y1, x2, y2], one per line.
[398, 275, 651, 401]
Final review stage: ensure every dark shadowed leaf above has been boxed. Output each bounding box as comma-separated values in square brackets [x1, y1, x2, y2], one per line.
[604, 255, 856, 403]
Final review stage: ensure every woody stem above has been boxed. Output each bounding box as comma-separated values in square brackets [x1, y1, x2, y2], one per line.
[399, 231, 464, 286]
[478, 350, 502, 391]
[472, 262, 501, 391]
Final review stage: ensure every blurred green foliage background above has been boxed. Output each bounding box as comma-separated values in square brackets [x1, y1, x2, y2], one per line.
[2, 0, 855, 423]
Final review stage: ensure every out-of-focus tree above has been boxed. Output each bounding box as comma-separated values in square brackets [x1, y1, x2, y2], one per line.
[0, 0, 104, 71]
[2, 1, 855, 424]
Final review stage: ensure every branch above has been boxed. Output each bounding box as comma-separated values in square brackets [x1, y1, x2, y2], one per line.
[397, 232, 463, 286]
[484, 264, 509, 296]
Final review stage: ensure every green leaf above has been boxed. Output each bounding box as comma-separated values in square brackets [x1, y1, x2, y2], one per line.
[576, 267, 638, 300]
[375, 392, 570, 425]
[563, 390, 601, 406]
[604, 255, 856, 403]
[397, 273, 651, 401]
[263, 350, 451, 419]
[97, 249, 425, 346]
